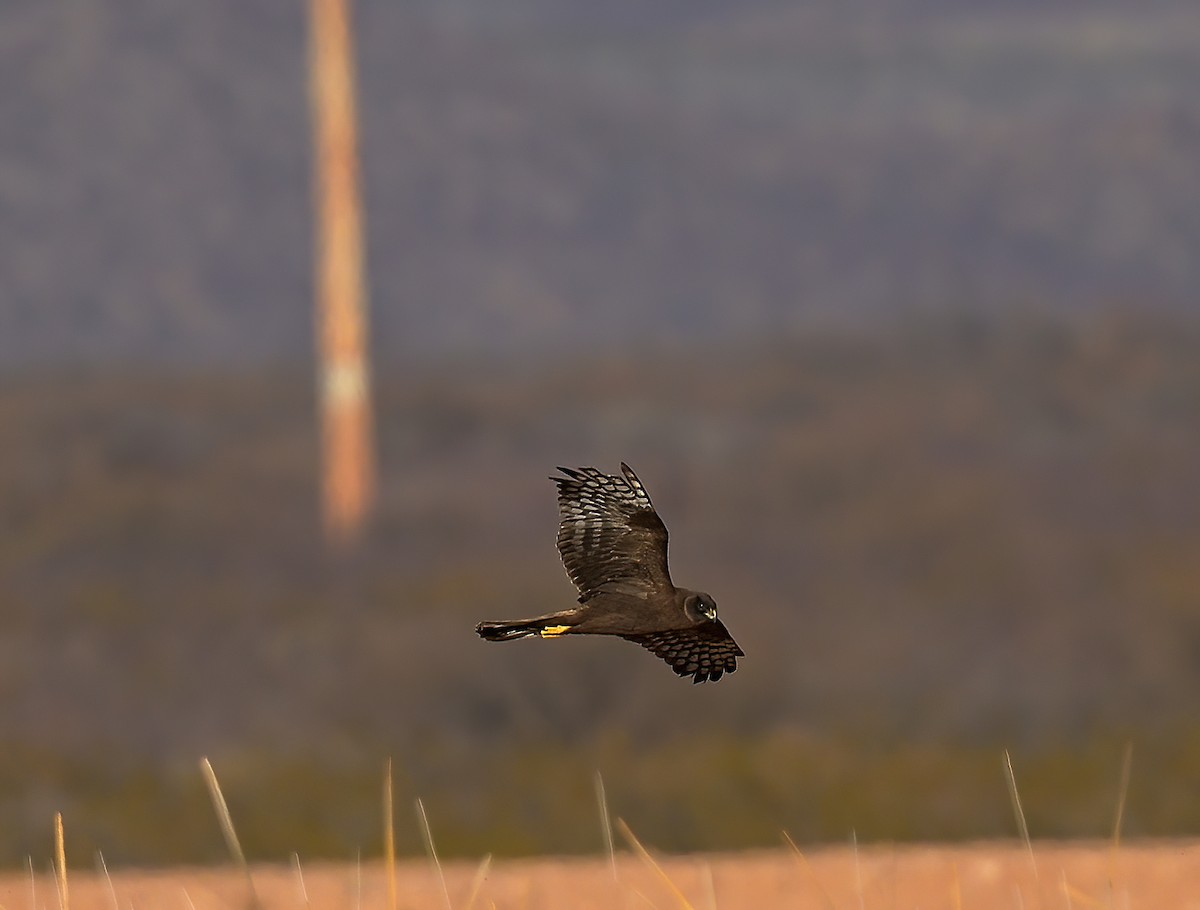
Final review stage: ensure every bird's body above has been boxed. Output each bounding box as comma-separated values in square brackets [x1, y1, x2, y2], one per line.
[476, 463, 743, 683]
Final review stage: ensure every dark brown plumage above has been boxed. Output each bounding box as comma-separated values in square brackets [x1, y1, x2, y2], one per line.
[476, 463, 743, 683]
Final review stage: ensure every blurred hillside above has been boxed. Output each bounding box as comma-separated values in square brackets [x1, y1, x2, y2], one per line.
[3, 1, 1199, 366]
[3, 313, 1200, 861]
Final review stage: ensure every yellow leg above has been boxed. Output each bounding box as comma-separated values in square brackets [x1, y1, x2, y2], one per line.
[539, 624, 571, 638]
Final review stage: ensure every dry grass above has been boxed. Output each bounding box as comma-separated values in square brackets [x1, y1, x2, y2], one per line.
[5, 841, 1200, 910]
[15, 746, 1196, 908]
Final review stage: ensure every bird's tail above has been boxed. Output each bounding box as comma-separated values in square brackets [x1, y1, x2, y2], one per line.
[476, 615, 574, 641]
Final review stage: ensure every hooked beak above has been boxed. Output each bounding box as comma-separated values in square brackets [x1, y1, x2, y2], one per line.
[702, 604, 717, 622]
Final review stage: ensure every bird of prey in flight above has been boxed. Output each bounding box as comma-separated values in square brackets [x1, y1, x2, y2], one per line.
[476, 463, 743, 683]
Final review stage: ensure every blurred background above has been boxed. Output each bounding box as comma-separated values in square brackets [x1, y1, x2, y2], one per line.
[3, 0, 1200, 865]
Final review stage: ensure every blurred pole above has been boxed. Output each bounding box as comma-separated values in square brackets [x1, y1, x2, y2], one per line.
[308, 0, 375, 544]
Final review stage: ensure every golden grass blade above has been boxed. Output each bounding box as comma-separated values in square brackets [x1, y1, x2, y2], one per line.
[199, 757, 262, 910]
[700, 862, 716, 910]
[950, 861, 963, 910]
[54, 812, 68, 910]
[96, 851, 119, 910]
[1003, 749, 1038, 880]
[782, 832, 837, 910]
[354, 849, 362, 910]
[1062, 880, 1108, 910]
[416, 798, 453, 910]
[1111, 741, 1133, 848]
[1107, 741, 1134, 907]
[463, 854, 492, 910]
[615, 818, 694, 910]
[886, 842, 898, 910]
[384, 759, 397, 910]
[27, 854, 36, 910]
[291, 852, 310, 907]
[595, 771, 618, 883]
[182, 887, 198, 910]
[851, 829, 865, 910]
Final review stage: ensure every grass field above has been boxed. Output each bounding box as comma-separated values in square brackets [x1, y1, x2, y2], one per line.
[7, 839, 1199, 910]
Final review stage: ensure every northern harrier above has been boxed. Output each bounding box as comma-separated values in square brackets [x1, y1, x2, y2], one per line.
[476, 463, 743, 683]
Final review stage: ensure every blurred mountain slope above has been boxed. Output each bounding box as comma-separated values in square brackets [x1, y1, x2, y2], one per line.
[2, 2, 1199, 366]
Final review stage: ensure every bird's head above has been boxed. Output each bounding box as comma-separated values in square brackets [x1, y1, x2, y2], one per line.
[683, 592, 719, 624]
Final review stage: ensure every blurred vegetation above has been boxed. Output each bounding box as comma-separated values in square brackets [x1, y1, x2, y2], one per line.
[6, 729, 1200, 866]
[1, 310, 1199, 863]
[3, 2, 1200, 365]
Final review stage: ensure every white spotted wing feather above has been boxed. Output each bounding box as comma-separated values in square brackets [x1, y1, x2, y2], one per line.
[553, 463, 673, 601]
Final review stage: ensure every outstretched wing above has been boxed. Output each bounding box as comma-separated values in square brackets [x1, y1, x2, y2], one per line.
[553, 463, 673, 601]
[623, 623, 744, 684]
